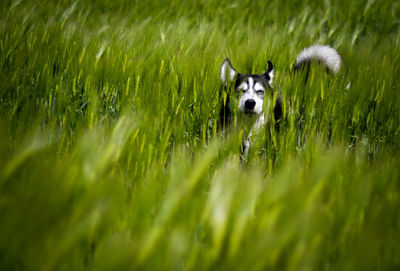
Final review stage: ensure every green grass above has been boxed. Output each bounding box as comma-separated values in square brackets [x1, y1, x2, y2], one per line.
[0, 0, 400, 270]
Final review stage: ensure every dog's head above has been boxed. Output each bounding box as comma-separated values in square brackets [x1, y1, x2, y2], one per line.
[220, 58, 274, 115]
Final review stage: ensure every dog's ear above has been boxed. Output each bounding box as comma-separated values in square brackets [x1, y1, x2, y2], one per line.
[220, 58, 237, 85]
[263, 60, 274, 86]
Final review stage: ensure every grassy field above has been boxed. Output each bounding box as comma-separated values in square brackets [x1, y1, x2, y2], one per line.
[1, 0, 400, 270]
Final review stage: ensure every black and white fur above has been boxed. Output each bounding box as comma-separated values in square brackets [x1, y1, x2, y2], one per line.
[220, 45, 342, 158]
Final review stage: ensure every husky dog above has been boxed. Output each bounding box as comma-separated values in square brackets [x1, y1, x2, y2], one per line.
[220, 45, 342, 158]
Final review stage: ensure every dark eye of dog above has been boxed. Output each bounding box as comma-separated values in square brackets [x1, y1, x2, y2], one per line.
[256, 90, 264, 95]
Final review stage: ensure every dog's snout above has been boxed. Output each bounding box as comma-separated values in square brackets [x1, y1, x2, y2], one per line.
[245, 99, 256, 110]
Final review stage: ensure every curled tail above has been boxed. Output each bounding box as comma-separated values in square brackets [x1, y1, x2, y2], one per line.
[294, 45, 342, 74]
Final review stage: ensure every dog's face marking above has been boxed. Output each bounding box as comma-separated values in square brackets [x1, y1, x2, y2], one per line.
[236, 76, 265, 114]
[220, 58, 274, 115]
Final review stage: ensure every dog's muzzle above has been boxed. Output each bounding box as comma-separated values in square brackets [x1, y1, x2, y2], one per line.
[244, 99, 256, 112]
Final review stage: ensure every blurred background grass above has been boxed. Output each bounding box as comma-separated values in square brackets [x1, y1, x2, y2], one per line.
[0, 0, 399, 270]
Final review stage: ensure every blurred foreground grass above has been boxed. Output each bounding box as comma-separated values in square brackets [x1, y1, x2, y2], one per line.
[0, 0, 400, 270]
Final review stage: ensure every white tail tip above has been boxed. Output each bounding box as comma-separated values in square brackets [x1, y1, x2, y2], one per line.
[295, 45, 342, 73]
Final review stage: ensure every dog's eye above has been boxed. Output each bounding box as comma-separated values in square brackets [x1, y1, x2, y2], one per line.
[256, 90, 264, 95]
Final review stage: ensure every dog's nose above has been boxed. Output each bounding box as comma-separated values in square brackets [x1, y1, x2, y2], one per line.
[244, 99, 256, 110]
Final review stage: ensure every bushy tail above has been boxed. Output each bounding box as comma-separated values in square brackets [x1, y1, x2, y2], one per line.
[294, 45, 341, 74]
